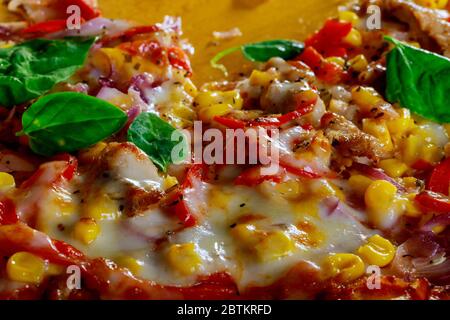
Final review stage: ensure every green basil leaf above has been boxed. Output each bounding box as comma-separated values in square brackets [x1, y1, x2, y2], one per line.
[385, 36, 450, 123]
[211, 40, 304, 75]
[241, 40, 304, 62]
[127, 113, 187, 172]
[20, 92, 127, 156]
[0, 37, 95, 107]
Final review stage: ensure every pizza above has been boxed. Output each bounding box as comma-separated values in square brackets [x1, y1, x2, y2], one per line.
[0, 0, 449, 300]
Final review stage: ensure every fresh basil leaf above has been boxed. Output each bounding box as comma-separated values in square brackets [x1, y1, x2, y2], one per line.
[0, 37, 95, 107]
[20, 92, 127, 156]
[242, 40, 304, 62]
[385, 36, 450, 123]
[127, 113, 187, 172]
[211, 40, 304, 75]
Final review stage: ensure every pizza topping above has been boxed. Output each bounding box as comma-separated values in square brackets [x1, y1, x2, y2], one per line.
[18, 92, 128, 156]
[0, 37, 95, 107]
[385, 36, 450, 124]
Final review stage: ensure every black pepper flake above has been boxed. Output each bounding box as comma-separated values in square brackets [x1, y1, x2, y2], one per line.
[57, 224, 65, 231]
[229, 223, 237, 229]
[239, 203, 246, 208]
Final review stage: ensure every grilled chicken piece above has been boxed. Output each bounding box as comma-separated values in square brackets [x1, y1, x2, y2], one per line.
[367, 0, 450, 57]
[321, 112, 390, 162]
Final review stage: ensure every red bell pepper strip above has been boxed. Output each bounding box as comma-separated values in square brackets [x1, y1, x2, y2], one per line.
[305, 19, 352, 58]
[166, 164, 207, 228]
[168, 46, 192, 75]
[298, 46, 348, 84]
[427, 158, 450, 196]
[416, 191, 450, 214]
[21, 20, 67, 35]
[213, 116, 246, 129]
[234, 166, 284, 187]
[51, 153, 78, 181]
[279, 161, 322, 179]
[99, 25, 160, 46]
[0, 199, 18, 226]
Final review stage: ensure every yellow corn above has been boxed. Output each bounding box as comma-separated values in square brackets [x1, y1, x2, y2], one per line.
[414, 0, 448, 9]
[348, 54, 368, 72]
[343, 28, 362, 47]
[421, 143, 443, 164]
[231, 224, 262, 247]
[46, 263, 65, 276]
[249, 70, 276, 87]
[275, 180, 304, 200]
[357, 235, 396, 267]
[387, 118, 415, 137]
[84, 194, 120, 221]
[172, 104, 196, 121]
[209, 188, 232, 209]
[351, 86, 383, 113]
[348, 174, 373, 196]
[363, 119, 394, 152]
[195, 90, 243, 110]
[163, 175, 179, 191]
[401, 134, 422, 165]
[404, 193, 422, 218]
[323, 253, 365, 283]
[73, 218, 100, 245]
[198, 104, 233, 122]
[116, 256, 144, 275]
[311, 180, 345, 201]
[7, 252, 46, 284]
[338, 11, 360, 25]
[183, 78, 198, 97]
[326, 57, 346, 67]
[254, 231, 295, 262]
[167, 243, 201, 275]
[379, 159, 409, 178]
[365, 180, 397, 212]
[0, 172, 15, 192]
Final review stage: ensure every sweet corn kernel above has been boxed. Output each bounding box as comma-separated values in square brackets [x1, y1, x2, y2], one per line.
[7, 252, 46, 284]
[275, 180, 304, 200]
[363, 119, 393, 152]
[249, 70, 276, 87]
[183, 78, 198, 97]
[421, 143, 443, 165]
[116, 256, 144, 275]
[167, 243, 201, 276]
[348, 54, 368, 72]
[195, 90, 243, 110]
[365, 180, 397, 212]
[387, 118, 415, 137]
[338, 11, 360, 25]
[84, 195, 120, 221]
[311, 180, 345, 201]
[326, 57, 346, 67]
[348, 174, 373, 196]
[172, 104, 196, 121]
[323, 253, 365, 283]
[0, 172, 15, 192]
[432, 225, 446, 234]
[73, 218, 100, 245]
[46, 263, 65, 276]
[404, 194, 422, 217]
[163, 175, 179, 191]
[254, 231, 295, 262]
[198, 104, 233, 122]
[379, 159, 409, 178]
[351, 86, 383, 113]
[210, 188, 232, 209]
[414, 0, 448, 9]
[357, 235, 396, 267]
[343, 28, 362, 47]
[402, 134, 422, 165]
[231, 224, 262, 246]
